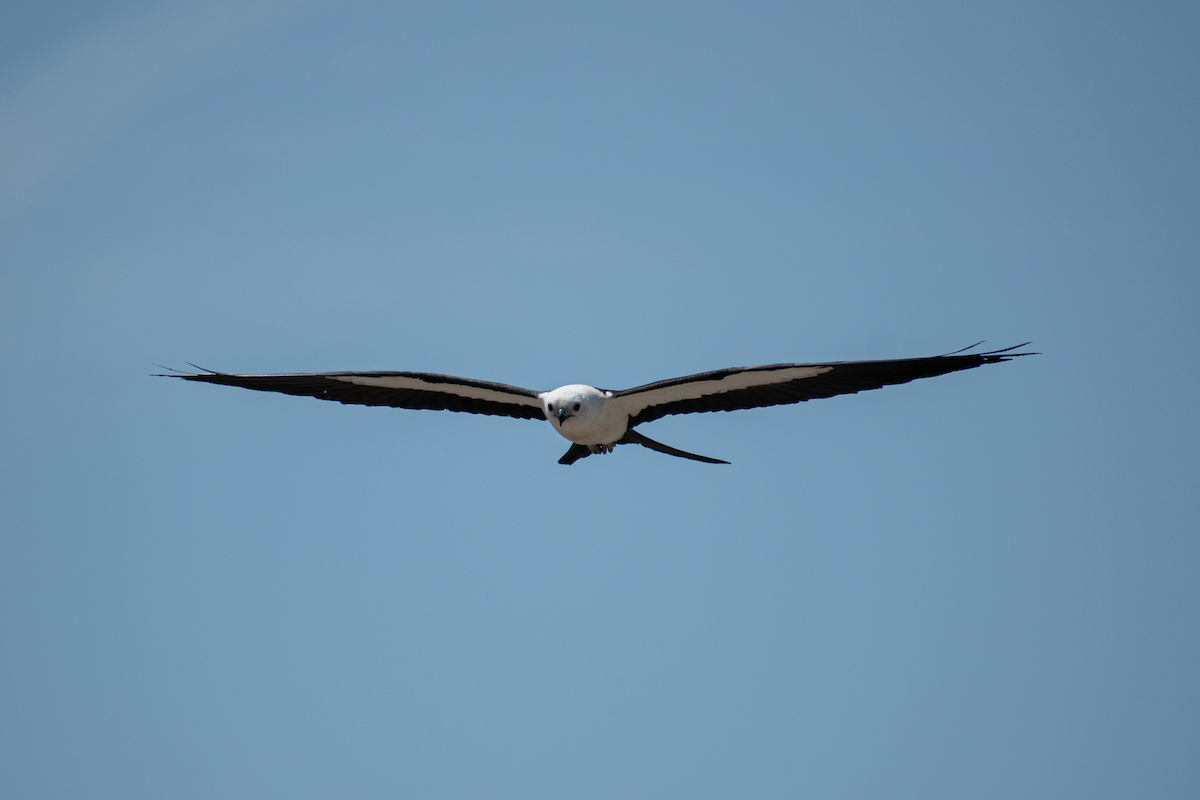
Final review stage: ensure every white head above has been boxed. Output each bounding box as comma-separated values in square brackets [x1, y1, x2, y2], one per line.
[541, 384, 613, 443]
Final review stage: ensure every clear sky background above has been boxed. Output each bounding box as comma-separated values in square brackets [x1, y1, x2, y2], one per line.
[2, 2, 1197, 798]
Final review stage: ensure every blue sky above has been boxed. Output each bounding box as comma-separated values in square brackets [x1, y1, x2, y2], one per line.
[2, 2, 1198, 798]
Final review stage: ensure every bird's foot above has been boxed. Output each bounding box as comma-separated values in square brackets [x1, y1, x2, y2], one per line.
[587, 443, 615, 455]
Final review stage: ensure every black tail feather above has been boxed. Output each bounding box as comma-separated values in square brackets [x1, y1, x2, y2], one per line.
[558, 444, 593, 465]
[619, 429, 729, 464]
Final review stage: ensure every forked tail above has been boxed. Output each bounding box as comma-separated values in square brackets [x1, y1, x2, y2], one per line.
[557, 429, 729, 465]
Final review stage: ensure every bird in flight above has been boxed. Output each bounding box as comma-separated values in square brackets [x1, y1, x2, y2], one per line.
[159, 343, 1033, 465]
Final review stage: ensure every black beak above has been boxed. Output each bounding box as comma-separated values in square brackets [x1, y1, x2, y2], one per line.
[556, 408, 571, 425]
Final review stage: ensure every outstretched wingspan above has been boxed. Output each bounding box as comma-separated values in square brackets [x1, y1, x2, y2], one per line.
[160, 343, 1034, 466]
[158, 368, 545, 420]
[610, 344, 1035, 427]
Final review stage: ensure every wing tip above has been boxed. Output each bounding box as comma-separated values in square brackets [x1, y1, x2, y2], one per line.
[151, 363, 221, 378]
[944, 342, 1040, 361]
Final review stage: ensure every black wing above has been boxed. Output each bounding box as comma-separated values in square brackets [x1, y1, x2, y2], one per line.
[611, 344, 1035, 427]
[159, 368, 546, 420]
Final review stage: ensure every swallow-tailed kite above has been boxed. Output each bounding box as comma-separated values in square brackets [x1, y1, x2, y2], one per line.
[160, 343, 1033, 465]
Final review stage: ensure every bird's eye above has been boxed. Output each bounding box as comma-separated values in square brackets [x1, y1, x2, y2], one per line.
[548, 404, 554, 412]
[574, 403, 581, 411]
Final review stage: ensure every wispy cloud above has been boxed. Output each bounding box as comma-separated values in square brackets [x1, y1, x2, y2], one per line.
[0, 0, 320, 213]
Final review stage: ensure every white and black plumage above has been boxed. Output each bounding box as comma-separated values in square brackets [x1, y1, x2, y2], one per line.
[159, 343, 1034, 465]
